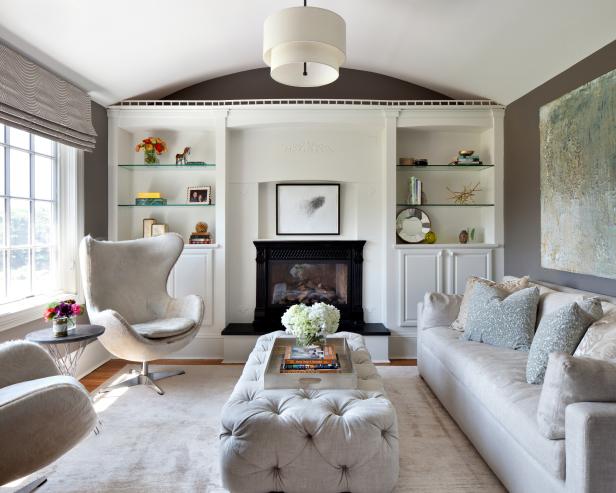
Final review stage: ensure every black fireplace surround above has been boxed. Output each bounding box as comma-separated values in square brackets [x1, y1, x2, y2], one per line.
[253, 240, 365, 330]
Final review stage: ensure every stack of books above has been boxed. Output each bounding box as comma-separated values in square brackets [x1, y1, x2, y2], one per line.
[455, 154, 483, 165]
[280, 345, 340, 373]
[136, 192, 167, 206]
[189, 232, 213, 245]
[407, 176, 422, 205]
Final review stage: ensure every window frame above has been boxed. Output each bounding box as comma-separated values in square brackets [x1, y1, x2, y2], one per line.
[0, 124, 84, 332]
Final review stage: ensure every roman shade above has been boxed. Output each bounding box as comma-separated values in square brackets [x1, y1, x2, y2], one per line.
[0, 43, 96, 151]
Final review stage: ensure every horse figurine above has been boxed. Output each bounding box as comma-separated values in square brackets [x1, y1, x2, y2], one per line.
[175, 147, 191, 165]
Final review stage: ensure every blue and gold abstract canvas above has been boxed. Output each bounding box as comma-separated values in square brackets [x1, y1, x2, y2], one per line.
[540, 69, 616, 278]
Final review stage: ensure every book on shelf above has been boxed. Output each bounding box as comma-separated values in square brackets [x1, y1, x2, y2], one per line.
[408, 176, 422, 205]
[135, 198, 167, 206]
[136, 192, 162, 199]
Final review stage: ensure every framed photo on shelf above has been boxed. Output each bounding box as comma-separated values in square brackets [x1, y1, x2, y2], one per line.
[187, 186, 212, 204]
[276, 183, 340, 235]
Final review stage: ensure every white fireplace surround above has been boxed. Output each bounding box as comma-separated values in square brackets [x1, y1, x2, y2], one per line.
[107, 101, 504, 362]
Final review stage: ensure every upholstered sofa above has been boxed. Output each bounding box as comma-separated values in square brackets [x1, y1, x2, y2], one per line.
[417, 279, 616, 493]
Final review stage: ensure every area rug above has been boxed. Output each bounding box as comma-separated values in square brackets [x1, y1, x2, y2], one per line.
[4, 365, 504, 492]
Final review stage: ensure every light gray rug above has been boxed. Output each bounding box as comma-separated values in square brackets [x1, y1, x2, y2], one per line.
[6, 365, 504, 493]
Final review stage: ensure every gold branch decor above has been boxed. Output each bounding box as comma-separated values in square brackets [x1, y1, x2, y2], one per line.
[447, 182, 481, 205]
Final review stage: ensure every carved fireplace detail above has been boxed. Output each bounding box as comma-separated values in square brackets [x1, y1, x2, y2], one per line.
[253, 240, 365, 330]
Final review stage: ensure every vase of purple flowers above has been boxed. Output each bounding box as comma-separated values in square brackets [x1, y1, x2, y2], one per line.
[44, 299, 84, 337]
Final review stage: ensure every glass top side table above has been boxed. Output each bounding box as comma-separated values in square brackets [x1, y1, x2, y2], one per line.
[26, 324, 105, 376]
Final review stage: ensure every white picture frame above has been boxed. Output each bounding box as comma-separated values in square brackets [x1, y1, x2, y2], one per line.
[276, 183, 340, 235]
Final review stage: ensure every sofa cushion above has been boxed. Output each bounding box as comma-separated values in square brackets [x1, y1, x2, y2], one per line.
[463, 284, 540, 351]
[421, 326, 565, 479]
[422, 292, 463, 329]
[527, 299, 603, 384]
[451, 276, 529, 332]
[575, 309, 616, 361]
[133, 317, 194, 339]
[537, 353, 616, 439]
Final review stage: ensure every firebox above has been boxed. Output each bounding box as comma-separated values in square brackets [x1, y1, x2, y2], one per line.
[253, 240, 365, 330]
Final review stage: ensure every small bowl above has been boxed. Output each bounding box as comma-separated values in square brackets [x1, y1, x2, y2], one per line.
[459, 149, 474, 157]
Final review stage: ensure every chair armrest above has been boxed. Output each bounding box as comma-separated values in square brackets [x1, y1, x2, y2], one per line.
[162, 294, 204, 327]
[566, 402, 616, 493]
[0, 340, 59, 389]
[0, 375, 97, 484]
[420, 292, 463, 330]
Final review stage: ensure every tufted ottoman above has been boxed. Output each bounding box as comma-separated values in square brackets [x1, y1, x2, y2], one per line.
[220, 331, 399, 493]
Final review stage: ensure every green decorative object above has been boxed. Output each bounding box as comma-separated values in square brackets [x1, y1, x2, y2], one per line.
[135, 198, 168, 206]
[424, 231, 437, 244]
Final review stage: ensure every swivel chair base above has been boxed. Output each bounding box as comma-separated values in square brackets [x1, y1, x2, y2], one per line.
[99, 361, 184, 395]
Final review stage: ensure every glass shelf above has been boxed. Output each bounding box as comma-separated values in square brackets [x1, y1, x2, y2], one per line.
[118, 203, 215, 207]
[118, 163, 216, 170]
[396, 165, 494, 171]
[396, 203, 494, 207]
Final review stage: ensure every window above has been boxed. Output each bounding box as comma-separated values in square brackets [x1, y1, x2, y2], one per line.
[0, 124, 58, 304]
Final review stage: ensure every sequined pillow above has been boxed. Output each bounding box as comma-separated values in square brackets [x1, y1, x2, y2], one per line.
[450, 276, 530, 332]
[574, 308, 616, 361]
[462, 284, 540, 351]
[526, 299, 603, 385]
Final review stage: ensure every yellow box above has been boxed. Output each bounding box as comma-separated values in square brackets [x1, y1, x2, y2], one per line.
[136, 192, 162, 199]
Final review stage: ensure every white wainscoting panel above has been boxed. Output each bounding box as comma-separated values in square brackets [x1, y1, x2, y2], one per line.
[399, 249, 443, 327]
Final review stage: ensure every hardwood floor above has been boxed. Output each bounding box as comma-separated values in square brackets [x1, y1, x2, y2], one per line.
[80, 358, 417, 393]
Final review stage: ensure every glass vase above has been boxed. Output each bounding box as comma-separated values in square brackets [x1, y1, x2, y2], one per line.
[53, 318, 69, 337]
[144, 149, 159, 165]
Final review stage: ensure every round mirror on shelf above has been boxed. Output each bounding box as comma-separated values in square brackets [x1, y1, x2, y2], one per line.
[396, 208, 432, 243]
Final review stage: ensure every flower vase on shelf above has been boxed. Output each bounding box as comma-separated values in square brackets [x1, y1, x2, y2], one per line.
[144, 148, 159, 165]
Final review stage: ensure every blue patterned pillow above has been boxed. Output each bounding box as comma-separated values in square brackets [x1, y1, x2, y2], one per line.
[526, 299, 602, 385]
[462, 284, 540, 351]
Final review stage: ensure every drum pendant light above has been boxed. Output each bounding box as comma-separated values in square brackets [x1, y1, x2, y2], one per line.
[263, 1, 346, 87]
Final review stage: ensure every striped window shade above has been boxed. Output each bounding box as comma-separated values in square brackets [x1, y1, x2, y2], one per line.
[0, 43, 96, 151]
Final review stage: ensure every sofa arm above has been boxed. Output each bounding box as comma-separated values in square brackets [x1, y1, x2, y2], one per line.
[566, 402, 616, 493]
[0, 340, 59, 389]
[419, 292, 463, 330]
[0, 375, 97, 484]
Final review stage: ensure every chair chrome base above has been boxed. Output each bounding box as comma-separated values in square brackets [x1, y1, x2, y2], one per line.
[99, 362, 184, 395]
[15, 476, 47, 493]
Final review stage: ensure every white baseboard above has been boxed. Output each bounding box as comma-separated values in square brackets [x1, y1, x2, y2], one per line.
[389, 335, 417, 359]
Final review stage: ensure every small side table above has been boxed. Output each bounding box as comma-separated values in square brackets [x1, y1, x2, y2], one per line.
[26, 324, 105, 376]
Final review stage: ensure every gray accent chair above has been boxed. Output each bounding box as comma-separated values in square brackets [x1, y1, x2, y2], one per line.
[79, 233, 204, 395]
[0, 340, 97, 491]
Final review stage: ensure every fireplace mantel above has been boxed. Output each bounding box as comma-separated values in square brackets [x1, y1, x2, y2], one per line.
[253, 240, 366, 330]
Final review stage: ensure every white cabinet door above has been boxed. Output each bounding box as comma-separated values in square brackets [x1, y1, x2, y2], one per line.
[167, 249, 214, 326]
[446, 249, 493, 295]
[399, 250, 444, 327]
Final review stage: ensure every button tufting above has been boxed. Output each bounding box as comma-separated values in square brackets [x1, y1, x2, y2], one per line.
[305, 434, 312, 440]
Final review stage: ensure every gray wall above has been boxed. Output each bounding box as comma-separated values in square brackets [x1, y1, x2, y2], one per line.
[164, 67, 450, 100]
[504, 39, 616, 295]
[84, 101, 108, 240]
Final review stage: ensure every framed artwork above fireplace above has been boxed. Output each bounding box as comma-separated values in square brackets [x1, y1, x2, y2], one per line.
[276, 183, 340, 235]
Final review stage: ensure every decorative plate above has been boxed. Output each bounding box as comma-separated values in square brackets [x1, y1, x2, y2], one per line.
[396, 208, 431, 243]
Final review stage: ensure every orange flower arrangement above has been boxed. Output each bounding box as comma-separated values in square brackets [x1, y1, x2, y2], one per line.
[136, 137, 167, 164]
[135, 137, 167, 154]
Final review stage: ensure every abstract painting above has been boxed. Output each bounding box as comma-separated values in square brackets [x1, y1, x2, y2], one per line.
[276, 183, 340, 235]
[540, 68, 616, 278]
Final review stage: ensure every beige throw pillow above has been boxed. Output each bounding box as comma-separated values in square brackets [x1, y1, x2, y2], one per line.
[537, 352, 616, 439]
[575, 309, 616, 361]
[450, 276, 530, 332]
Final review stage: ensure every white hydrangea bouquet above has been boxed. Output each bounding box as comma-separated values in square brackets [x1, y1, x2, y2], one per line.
[281, 302, 341, 347]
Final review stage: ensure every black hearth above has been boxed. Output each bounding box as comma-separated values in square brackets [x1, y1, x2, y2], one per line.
[253, 240, 365, 330]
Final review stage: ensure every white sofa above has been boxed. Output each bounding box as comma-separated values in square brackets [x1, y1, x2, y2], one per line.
[417, 279, 616, 493]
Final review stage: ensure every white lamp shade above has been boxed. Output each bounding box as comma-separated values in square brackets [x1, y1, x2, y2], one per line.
[263, 6, 346, 87]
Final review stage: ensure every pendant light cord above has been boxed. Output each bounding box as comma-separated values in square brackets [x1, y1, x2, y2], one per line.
[303, 0, 307, 75]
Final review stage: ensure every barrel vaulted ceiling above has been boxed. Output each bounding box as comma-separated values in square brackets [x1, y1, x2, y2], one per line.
[0, 0, 614, 106]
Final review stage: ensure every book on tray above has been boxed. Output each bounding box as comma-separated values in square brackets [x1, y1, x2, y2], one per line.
[280, 344, 341, 372]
